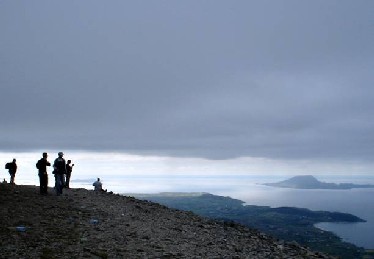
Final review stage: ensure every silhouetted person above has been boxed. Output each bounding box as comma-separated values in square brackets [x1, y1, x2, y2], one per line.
[65, 160, 74, 188]
[5, 159, 17, 185]
[93, 178, 107, 192]
[53, 152, 66, 196]
[36, 152, 51, 195]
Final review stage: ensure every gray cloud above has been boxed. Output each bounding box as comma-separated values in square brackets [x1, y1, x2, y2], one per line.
[1, 1, 373, 162]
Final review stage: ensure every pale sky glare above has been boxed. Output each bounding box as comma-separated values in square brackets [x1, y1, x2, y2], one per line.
[1, 1, 373, 177]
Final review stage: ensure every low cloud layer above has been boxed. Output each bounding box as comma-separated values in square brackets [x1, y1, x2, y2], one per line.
[1, 1, 373, 163]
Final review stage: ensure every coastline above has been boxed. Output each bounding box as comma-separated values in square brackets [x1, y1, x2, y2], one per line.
[134, 192, 367, 258]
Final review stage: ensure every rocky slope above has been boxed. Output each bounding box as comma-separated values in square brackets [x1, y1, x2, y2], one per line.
[0, 183, 333, 258]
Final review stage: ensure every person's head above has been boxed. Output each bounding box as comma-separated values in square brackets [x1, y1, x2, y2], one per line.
[58, 152, 64, 157]
[12, 158, 16, 163]
[67, 160, 71, 164]
[97, 178, 100, 181]
[43, 152, 48, 158]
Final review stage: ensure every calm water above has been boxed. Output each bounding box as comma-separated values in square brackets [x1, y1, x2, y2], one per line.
[220, 184, 374, 249]
[13, 172, 374, 249]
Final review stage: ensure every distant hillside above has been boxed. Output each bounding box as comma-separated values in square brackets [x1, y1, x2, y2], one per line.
[0, 183, 332, 258]
[263, 175, 374, 189]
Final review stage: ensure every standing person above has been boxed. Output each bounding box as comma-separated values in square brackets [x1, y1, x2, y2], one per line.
[5, 159, 17, 185]
[36, 152, 51, 195]
[65, 160, 74, 188]
[53, 152, 66, 196]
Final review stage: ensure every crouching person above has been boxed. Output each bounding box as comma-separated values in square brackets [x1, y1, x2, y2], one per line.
[93, 178, 107, 193]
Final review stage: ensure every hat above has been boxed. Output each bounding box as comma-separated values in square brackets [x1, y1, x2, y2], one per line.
[58, 152, 64, 156]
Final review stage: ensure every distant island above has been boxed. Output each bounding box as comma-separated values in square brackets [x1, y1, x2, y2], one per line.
[263, 175, 374, 189]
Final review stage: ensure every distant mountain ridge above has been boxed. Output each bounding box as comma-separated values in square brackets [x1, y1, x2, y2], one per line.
[263, 175, 374, 189]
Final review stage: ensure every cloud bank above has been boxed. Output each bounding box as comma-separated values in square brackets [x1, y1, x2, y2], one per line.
[1, 1, 373, 163]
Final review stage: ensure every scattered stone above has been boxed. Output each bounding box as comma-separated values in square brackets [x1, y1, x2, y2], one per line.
[0, 184, 333, 258]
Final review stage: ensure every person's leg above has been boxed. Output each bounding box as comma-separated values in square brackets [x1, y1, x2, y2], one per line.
[62, 174, 66, 188]
[58, 174, 63, 195]
[10, 173, 15, 184]
[66, 173, 70, 188]
[55, 175, 60, 195]
[41, 174, 48, 194]
[39, 174, 43, 194]
[45, 174, 48, 194]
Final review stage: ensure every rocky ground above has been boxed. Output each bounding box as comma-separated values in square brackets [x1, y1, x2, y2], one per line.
[0, 183, 333, 258]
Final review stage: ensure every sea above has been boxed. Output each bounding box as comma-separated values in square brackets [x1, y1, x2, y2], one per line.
[9, 171, 374, 250]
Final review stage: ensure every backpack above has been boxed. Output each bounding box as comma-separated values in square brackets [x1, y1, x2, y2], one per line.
[36, 160, 41, 170]
[5, 163, 11, 170]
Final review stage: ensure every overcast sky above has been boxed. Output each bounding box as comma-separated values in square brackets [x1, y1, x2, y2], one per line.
[1, 1, 373, 169]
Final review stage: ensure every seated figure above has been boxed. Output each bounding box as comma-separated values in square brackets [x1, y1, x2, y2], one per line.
[93, 178, 107, 192]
